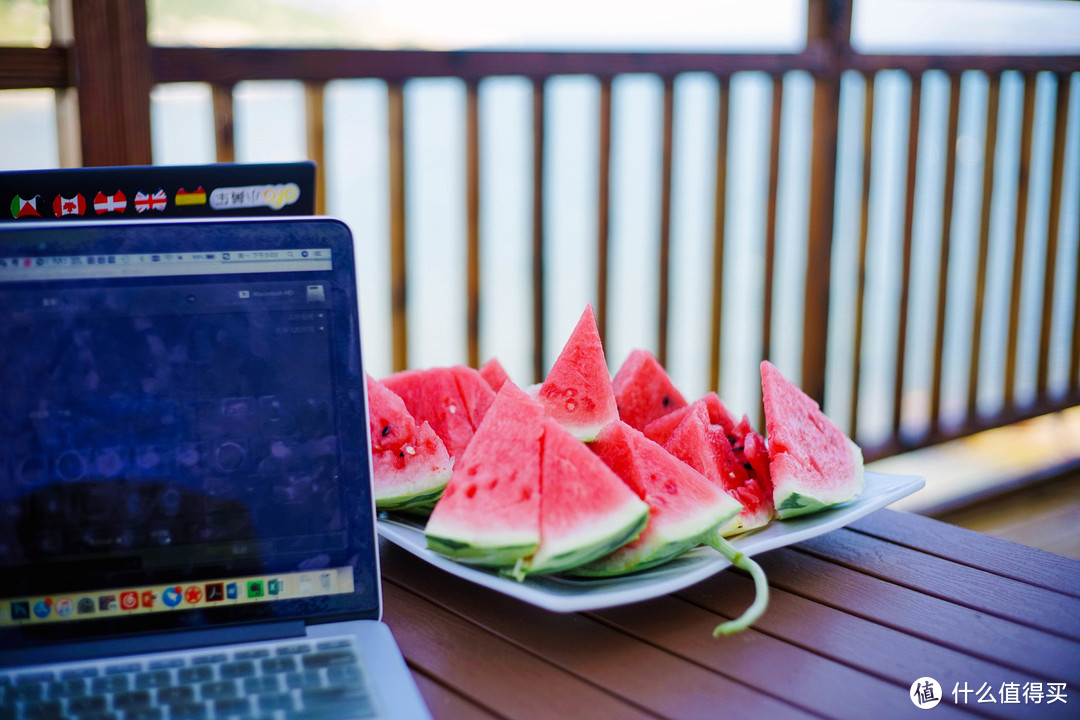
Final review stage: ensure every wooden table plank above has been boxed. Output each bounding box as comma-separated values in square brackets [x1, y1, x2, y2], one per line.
[677, 569, 1057, 720]
[759, 549, 1080, 686]
[590, 595, 976, 720]
[380, 542, 811, 719]
[411, 671, 503, 720]
[381, 582, 656, 719]
[848, 510, 1080, 598]
[796, 529, 1080, 640]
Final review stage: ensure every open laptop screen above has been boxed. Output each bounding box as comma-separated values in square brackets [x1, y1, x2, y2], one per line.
[0, 219, 379, 650]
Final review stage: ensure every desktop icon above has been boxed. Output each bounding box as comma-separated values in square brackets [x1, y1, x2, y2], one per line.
[226, 583, 238, 600]
[99, 595, 117, 611]
[10, 601, 30, 621]
[184, 586, 203, 604]
[33, 599, 52, 618]
[120, 592, 139, 610]
[55, 598, 74, 618]
[141, 591, 156, 608]
[267, 579, 281, 596]
[162, 587, 182, 608]
[299, 575, 313, 595]
[246, 581, 264, 599]
[77, 597, 95, 614]
[205, 583, 224, 602]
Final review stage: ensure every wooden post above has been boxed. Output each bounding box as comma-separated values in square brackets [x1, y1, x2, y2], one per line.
[69, 0, 153, 166]
[801, 0, 850, 404]
[49, 0, 81, 167]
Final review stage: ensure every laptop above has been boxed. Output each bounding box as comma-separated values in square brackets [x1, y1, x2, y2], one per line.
[0, 218, 430, 719]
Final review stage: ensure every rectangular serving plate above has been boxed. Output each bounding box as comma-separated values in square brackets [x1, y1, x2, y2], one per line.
[377, 471, 924, 613]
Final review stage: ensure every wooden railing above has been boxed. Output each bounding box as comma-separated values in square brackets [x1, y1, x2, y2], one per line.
[2, 0, 1079, 461]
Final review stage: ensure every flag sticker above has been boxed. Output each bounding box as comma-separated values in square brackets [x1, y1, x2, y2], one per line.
[175, 187, 207, 206]
[53, 193, 86, 217]
[10, 195, 42, 219]
[94, 191, 127, 215]
[134, 189, 167, 213]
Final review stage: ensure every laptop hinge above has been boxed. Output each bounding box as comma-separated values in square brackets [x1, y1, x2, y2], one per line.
[1, 620, 307, 670]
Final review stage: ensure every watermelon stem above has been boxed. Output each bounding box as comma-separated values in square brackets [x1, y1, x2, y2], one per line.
[705, 536, 770, 636]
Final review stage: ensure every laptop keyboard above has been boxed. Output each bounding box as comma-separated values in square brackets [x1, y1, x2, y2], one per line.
[0, 636, 377, 720]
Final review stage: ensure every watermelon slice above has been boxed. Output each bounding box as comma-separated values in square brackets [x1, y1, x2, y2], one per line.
[366, 375, 452, 510]
[538, 305, 618, 441]
[479, 357, 512, 392]
[424, 383, 544, 566]
[761, 360, 865, 519]
[612, 349, 688, 431]
[663, 402, 772, 536]
[643, 391, 737, 446]
[518, 419, 649, 577]
[569, 421, 742, 577]
[383, 366, 495, 460]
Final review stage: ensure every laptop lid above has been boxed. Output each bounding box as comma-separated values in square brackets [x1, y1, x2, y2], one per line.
[0, 218, 379, 657]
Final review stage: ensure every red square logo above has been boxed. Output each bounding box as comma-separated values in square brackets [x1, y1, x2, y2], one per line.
[119, 592, 138, 611]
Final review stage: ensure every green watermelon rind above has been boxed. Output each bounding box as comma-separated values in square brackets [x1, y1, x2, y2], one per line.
[374, 479, 449, 512]
[714, 503, 773, 538]
[423, 532, 539, 567]
[772, 438, 866, 520]
[566, 494, 741, 577]
[521, 499, 650, 577]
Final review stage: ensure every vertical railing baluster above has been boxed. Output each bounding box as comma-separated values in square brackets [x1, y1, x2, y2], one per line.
[893, 73, 921, 444]
[304, 82, 327, 215]
[466, 80, 481, 369]
[532, 77, 547, 383]
[968, 73, 1001, 422]
[1040, 73, 1072, 399]
[851, 72, 875, 442]
[760, 72, 784, 430]
[1005, 72, 1037, 412]
[709, 76, 731, 394]
[388, 81, 408, 372]
[596, 78, 613, 347]
[657, 75, 675, 368]
[930, 72, 962, 437]
[212, 83, 235, 163]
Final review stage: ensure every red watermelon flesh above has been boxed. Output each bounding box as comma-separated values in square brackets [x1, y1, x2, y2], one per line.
[479, 357, 512, 393]
[365, 375, 452, 510]
[643, 391, 738, 446]
[663, 403, 772, 536]
[522, 419, 649, 576]
[611, 349, 688, 431]
[761, 360, 864, 519]
[538, 305, 618, 441]
[424, 383, 544, 566]
[383, 366, 494, 460]
[569, 420, 742, 576]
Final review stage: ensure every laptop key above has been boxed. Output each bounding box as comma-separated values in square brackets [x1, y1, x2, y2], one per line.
[157, 685, 196, 704]
[16, 672, 54, 684]
[148, 658, 185, 670]
[178, 666, 214, 684]
[74, 714, 118, 720]
[124, 709, 164, 720]
[48, 676, 87, 698]
[112, 689, 152, 709]
[300, 650, 356, 669]
[134, 670, 173, 690]
[68, 695, 108, 714]
[91, 675, 129, 694]
[23, 700, 64, 719]
[10, 682, 43, 702]
[315, 639, 352, 651]
[104, 662, 142, 675]
[233, 649, 270, 661]
[257, 692, 296, 713]
[191, 653, 228, 666]
[214, 697, 253, 718]
[219, 660, 256, 679]
[167, 702, 209, 720]
[199, 679, 238, 700]
[326, 664, 363, 686]
[260, 657, 296, 674]
[275, 644, 312, 656]
[61, 667, 100, 679]
[242, 676, 280, 694]
[284, 670, 322, 690]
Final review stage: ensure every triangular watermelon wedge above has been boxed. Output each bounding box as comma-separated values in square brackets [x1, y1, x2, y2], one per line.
[761, 361, 865, 519]
[538, 305, 618, 441]
[478, 357, 512, 392]
[612, 349, 688, 431]
[516, 419, 649, 577]
[568, 420, 742, 576]
[643, 391, 738, 446]
[663, 402, 772, 537]
[383, 366, 495, 460]
[424, 383, 544, 566]
[366, 375, 452, 511]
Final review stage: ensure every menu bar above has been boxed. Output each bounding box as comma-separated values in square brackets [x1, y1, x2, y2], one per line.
[0, 568, 354, 627]
[0, 249, 332, 283]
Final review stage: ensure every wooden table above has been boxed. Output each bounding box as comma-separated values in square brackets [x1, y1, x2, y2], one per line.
[379, 509, 1080, 719]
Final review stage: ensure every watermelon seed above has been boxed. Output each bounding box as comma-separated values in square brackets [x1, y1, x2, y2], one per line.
[381, 425, 390, 437]
[662, 395, 670, 407]
[448, 404, 458, 414]
[405, 445, 416, 455]
[566, 400, 576, 411]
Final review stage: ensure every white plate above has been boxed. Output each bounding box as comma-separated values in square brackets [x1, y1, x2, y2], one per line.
[377, 471, 924, 613]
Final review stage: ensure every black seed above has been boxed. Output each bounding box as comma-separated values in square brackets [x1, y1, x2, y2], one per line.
[382, 425, 391, 437]
[744, 463, 754, 472]
[398, 452, 405, 458]
[662, 395, 670, 407]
